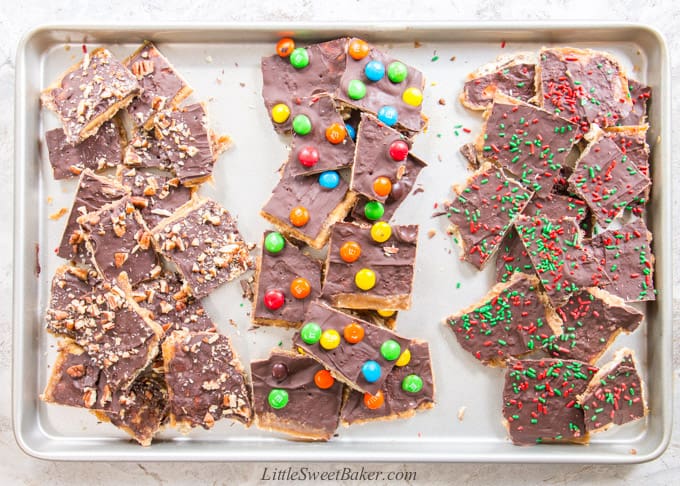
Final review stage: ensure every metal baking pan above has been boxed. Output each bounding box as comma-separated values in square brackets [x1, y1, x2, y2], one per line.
[13, 22, 672, 463]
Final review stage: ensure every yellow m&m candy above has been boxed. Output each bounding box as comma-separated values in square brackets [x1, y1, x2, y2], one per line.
[370, 222, 392, 243]
[355, 268, 376, 291]
[396, 348, 411, 367]
[402, 87, 423, 107]
[376, 309, 396, 318]
[320, 329, 341, 350]
[271, 103, 290, 124]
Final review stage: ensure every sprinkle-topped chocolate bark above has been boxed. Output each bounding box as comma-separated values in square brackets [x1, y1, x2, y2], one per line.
[162, 330, 252, 431]
[461, 52, 536, 110]
[251, 349, 343, 441]
[503, 358, 597, 445]
[619, 79, 651, 126]
[251, 231, 322, 328]
[495, 227, 535, 283]
[544, 288, 643, 364]
[536, 47, 633, 131]
[45, 118, 125, 180]
[341, 340, 435, 425]
[477, 93, 578, 194]
[293, 301, 412, 395]
[41, 47, 140, 144]
[322, 222, 418, 311]
[152, 198, 253, 299]
[443, 163, 532, 269]
[124, 41, 193, 129]
[446, 273, 561, 365]
[577, 349, 647, 433]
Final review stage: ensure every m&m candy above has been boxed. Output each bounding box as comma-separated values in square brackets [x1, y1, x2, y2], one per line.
[363, 390, 385, 409]
[276, 38, 295, 57]
[376, 309, 396, 317]
[348, 38, 370, 60]
[388, 180, 405, 201]
[377, 105, 398, 126]
[340, 241, 361, 263]
[389, 140, 409, 161]
[371, 222, 392, 243]
[290, 277, 311, 299]
[271, 103, 290, 124]
[300, 322, 322, 344]
[292, 114, 312, 135]
[271, 362, 288, 380]
[364, 60, 385, 82]
[347, 79, 367, 100]
[289, 206, 309, 227]
[372, 176, 392, 197]
[325, 123, 346, 144]
[268, 388, 289, 409]
[364, 200, 385, 221]
[289, 47, 309, 69]
[345, 123, 356, 141]
[355, 268, 376, 291]
[264, 231, 285, 254]
[402, 374, 423, 393]
[297, 146, 319, 167]
[380, 339, 401, 361]
[361, 360, 381, 383]
[320, 329, 341, 350]
[263, 289, 285, 310]
[402, 87, 423, 106]
[314, 370, 335, 389]
[343, 322, 365, 344]
[395, 348, 411, 367]
[318, 170, 340, 189]
[387, 61, 408, 83]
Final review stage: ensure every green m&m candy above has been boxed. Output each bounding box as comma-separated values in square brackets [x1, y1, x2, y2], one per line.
[347, 79, 367, 100]
[380, 339, 401, 361]
[402, 374, 423, 393]
[387, 61, 408, 83]
[264, 231, 285, 254]
[268, 388, 289, 409]
[300, 322, 322, 344]
[289, 48, 309, 69]
[292, 114, 312, 135]
[364, 200, 385, 221]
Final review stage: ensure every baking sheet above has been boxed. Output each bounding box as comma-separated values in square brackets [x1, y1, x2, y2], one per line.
[13, 23, 672, 463]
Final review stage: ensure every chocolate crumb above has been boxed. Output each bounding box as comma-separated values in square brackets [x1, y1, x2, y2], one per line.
[427, 229, 437, 239]
[438, 98, 446, 105]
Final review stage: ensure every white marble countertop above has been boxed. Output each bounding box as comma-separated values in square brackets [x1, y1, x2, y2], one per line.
[1, 1, 678, 484]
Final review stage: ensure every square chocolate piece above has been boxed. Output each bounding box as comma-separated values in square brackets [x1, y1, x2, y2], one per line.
[162, 330, 252, 432]
[341, 340, 435, 426]
[503, 358, 597, 445]
[152, 198, 253, 299]
[251, 349, 343, 441]
[322, 222, 418, 311]
[618, 79, 651, 126]
[293, 301, 411, 395]
[41, 47, 140, 144]
[45, 118, 125, 180]
[251, 231, 322, 328]
[124, 41, 193, 129]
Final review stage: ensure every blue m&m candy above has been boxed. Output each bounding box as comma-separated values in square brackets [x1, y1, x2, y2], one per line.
[345, 123, 356, 141]
[377, 105, 398, 127]
[361, 360, 381, 383]
[364, 60, 385, 82]
[318, 170, 340, 189]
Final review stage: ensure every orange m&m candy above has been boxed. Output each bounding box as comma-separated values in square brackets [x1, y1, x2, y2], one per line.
[276, 38, 295, 57]
[314, 369, 335, 389]
[325, 123, 346, 144]
[363, 390, 385, 410]
[348, 38, 370, 60]
[339, 241, 361, 263]
[373, 176, 392, 197]
[343, 322, 365, 344]
[290, 277, 311, 299]
[289, 206, 309, 227]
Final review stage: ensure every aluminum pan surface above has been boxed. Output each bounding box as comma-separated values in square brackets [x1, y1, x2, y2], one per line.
[13, 23, 672, 463]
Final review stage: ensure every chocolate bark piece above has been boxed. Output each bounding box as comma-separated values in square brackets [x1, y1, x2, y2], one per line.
[605, 127, 651, 217]
[442, 163, 532, 270]
[618, 79, 651, 126]
[45, 274, 163, 391]
[118, 167, 194, 229]
[446, 273, 561, 366]
[92, 364, 169, 446]
[477, 93, 579, 195]
[568, 129, 651, 228]
[260, 162, 357, 250]
[495, 227, 535, 283]
[162, 330, 252, 431]
[460, 142, 481, 170]
[293, 301, 411, 395]
[262, 38, 348, 134]
[577, 349, 647, 434]
[350, 113, 427, 204]
[336, 39, 425, 133]
[251, 349, 343, 441]
[49, 264, 103, 311]
[589, 218, 655, 302]
[285, 95, 356, 176]
[45, 118, 125, 180]
[340, 340, 435, 426]
[523, 192, 589, 223]
[124, 41, 193, 129]
[41, 48, 140, 144]
[130, 270, 216, 335]
[152, 198, 253, 299]
[78, 196, 160, 286]
[251, 231, 322, 328]
[543, 288, 643, 364]
[515, 215, 608, 307]
[322, 222, 418, 311]
[503, 358, 597, 445]
[536, 47, 633, 131]
[460, 52, 537, 110]
[57, 170, 129, 263]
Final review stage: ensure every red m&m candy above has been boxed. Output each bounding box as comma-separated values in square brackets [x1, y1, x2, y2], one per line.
[298, 146, 319, 167]
[389, 140, 409, 161]
[264, 289, 285, 310]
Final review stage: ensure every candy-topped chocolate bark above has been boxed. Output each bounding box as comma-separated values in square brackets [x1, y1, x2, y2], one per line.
[442, 163, 532, 270]
[251, 231, 322, 328]
[251, 349, 343, 441]
[503, 358, 597, 445]
[262, 38, 348, 134]
[336, 38, 426, 133]
[293, 301, 411, 395]
[45, 118, 125, 180]
[577, 349, 647, 434]
[260, 161, 357, 250]
[152, 198, 253, 299]
[460, 52, 537, 110]
[41, 47, 140, 144]
[446, 272, 561, 366]
[124, 41, 193, 129]
[543, 287, 643, 364]
[340, 340, 435, 425]
[618, 79, 651, 126]
[477, 93, 579, 195]
[322, 222, 418, 311]
[536, 47, 633, 131]
[162, 330, 252, 431]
